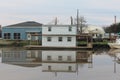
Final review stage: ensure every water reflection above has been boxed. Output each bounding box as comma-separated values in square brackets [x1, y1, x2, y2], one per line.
[0, 48, 120, 80]
[1, 49, 93, 72]
[106, 49, 120, 73]
[2, 49, 42, 67]
[108, 49, 120, 64]
[42, 51, 77, 73]
[76, 51, 93, 68]
[41, 50, 93, 76]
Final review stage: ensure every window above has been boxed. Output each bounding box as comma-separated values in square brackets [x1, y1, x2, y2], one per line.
[58, 56, 62, 61]
[99, 34, 102, 37]
[58, 37, 62, 42]
[14, 33, 20, 39]
[67, 37, 72, 42]
[48, 66, 51, 70]
[67, 56, 72, 61]
[47, 56, 51, 60]
[30, 32, 36, 35]
[47, 37, 51, 42]
[68, 66, 72, 71]
[96, 34, 98, 37]
[48, 27, 51, 31]
[69, 26, 72, 31]
[4, 33, 11, 39]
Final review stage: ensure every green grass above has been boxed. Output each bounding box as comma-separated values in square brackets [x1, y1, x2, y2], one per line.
[77, 41, 108, 46]
[93, 41, 108, 45]
[0, 40, 41, 47]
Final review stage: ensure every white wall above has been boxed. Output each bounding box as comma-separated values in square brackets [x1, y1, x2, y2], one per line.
[42, 25, 77, 47]
[42, 51, 76, 62]
[42, 25, 77, 35]
[42, 36, 76, 47]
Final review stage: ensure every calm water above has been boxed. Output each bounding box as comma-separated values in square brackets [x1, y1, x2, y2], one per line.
[0, 47, 120, 80]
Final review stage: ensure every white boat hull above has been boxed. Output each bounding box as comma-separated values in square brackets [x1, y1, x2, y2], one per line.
[108, 43, 120, 49]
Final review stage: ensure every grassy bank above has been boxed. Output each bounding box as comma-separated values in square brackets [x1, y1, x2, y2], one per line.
[0, 39, 110, 49]
[0, 39, 41, 47]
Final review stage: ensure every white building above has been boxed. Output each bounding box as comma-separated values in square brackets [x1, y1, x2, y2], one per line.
[42, 25, 77, 47]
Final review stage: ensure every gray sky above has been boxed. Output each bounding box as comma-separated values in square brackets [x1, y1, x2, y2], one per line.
[0, 0, 120, 26]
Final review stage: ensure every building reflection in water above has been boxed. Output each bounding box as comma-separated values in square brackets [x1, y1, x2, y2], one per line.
[2, 50, 42, 67]
[42, 51, 76, 72]
[1, 49, 93, 73]
[42, 50, 93, 76]
[76, 51, 93, 68]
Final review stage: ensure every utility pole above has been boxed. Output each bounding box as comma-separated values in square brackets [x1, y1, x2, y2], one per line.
[114, 16, 116, 33]
[77, 9, 79, 34]
[70, 16, 73, 25]
[76, 9, 86, 34]
[55, 17, 57, 25]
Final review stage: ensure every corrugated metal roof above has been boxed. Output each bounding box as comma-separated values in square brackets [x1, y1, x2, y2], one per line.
[5, 21, 43, 27]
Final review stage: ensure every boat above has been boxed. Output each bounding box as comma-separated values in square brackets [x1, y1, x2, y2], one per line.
[108, 37, 120, 49]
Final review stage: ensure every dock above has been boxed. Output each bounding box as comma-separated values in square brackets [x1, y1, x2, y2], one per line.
[24, 45, 93, 50]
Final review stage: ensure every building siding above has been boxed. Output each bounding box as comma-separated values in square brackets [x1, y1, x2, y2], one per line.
[2, 27, 42, 40]
[42, 25, 77, 47]
[42, 25, 76, 35]
[42, 36, 76, 47]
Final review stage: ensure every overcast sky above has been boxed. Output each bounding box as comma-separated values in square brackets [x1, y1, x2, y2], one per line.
[0, 0, 120, 26]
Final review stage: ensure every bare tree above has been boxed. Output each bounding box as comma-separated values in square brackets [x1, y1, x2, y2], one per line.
[75, 16, 87, 34]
